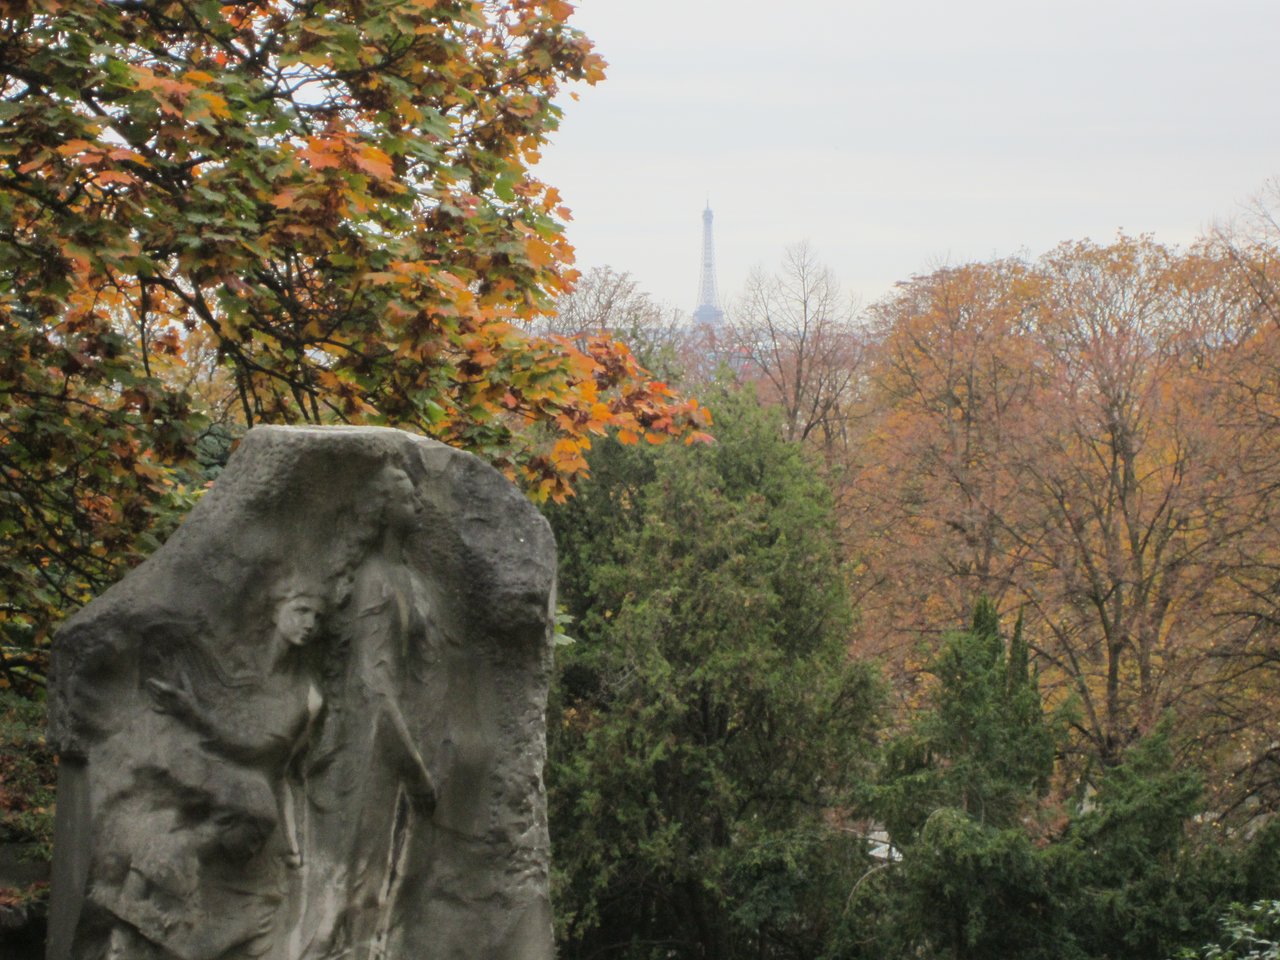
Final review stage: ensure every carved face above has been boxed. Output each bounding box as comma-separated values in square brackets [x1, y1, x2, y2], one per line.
[380, 467, 418, 528]
[276, 596, 322, 647]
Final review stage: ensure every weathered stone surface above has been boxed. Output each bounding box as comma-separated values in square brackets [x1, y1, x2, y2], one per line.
[47, 426, 558, 960]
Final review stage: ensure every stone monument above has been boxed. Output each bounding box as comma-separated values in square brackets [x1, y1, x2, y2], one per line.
[46, 426, 558, 960]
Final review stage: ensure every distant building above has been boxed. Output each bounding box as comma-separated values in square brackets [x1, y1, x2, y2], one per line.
[692, 203, 725, 328]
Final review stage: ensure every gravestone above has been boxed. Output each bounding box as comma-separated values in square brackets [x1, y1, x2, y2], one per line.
[47, 426, 558, 960]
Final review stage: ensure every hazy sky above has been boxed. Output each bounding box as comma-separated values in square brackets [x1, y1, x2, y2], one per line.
[538, 0, 1280, 315]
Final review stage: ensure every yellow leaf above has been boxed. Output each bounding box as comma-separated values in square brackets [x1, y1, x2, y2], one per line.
[201, 92, 231, 119]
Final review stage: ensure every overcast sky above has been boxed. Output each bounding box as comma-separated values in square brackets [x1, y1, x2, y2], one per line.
[537, 0, 1280, 316]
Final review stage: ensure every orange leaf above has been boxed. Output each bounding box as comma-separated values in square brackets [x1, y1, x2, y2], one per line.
[94, 170, 136, 186]
[300, 140, 343, 171]
[56, 139, 97, 157]
[353, 145, 394, 179]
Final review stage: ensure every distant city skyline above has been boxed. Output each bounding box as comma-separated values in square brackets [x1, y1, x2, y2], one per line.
[539, 0, 1280, 316]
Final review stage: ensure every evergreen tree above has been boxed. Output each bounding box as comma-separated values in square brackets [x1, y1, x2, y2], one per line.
[1051, 722, 1264, 960]
[545, 387, 880, 960]
[863, 610, 1279, 960]
[864, 601, 1062, 960]
[879, 600, 1057, 843]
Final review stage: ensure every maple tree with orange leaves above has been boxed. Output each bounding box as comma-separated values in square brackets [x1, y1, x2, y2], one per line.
[0, 0, 709, 677]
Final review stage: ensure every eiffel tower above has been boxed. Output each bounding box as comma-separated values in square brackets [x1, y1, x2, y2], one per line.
[692, 202, 724, 327]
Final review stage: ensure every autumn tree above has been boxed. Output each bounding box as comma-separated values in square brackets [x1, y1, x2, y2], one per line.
[1201, 185, 1280, 810]
[0, 0, 708, 669]
[1213, 177, 1280, 329]
[1008, 238, 1258, 766]
[730, 243, 864, 454]
[848, 236, 1280, 785]
[850, 258, 1043, 679]
[0, 1, 712, 911]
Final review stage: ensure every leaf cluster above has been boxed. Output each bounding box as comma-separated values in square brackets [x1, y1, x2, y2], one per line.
[0, 0, 711, 685]
[1178, 900, 1280, 960]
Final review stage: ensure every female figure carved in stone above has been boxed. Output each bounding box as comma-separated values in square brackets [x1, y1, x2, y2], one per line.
[146, 577, 327, 866]
[300, 463, 440, 959]
[90, 577, 329, 960]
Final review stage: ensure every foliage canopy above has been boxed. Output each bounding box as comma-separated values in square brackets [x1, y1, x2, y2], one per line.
[0, 0, 708, 668]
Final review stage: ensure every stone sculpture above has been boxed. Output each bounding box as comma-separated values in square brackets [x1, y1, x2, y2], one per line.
[47, 426, 558, 960]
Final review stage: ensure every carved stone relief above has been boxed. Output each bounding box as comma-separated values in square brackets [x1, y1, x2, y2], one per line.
[47, 426, 558, 960]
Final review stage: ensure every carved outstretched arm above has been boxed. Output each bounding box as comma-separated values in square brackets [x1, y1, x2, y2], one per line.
[145, 676, 208, 731]
[145, 676, 297, 762]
